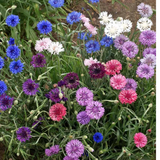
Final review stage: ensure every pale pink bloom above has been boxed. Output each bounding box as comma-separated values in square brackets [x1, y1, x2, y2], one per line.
[134, 132, 147, 148]
[80, 14, 90, 23]
[35, 38, 52, 52]
[84, 57, 99, 67]
[84, 22, 98, 35]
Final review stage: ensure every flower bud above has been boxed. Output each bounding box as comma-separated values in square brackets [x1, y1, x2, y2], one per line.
[11, 5, 17, 9]
[83, 135, 87, 139]
[17, 153, 20, 156]
[114, 100, 119, 104]
[76, 53, 81, 58]
[137, 57, 140, 60]
[30, 110, 35, 114]
[53, 83, 58, 88]
[88, 147, 94, 152]
[60, 101, 65, 104]
[0, 137, 3, 141]
[112, 122, 115, 125]
[27, 99, 30, 104]
[28, 40, 32, 43]
[14, 100, 18, 105]
[0, 12, 2, 16]
[69, 135, 73, 139]
[33, 116, 37, 121]
[4, 80, 8, 83]
[148, 103, 152, 108]
[117, 17, 123, 21]
[74, 111, 78, 115]
[118, 117, 121, 121]
[45, 143, 50, 147]
[59, 93, 63, 99]
[151, 92, 155, 96]
[126, 57, 131, 61]
[81, 74, 84, 77]
[128, 153, 131, 156]
[147, 129, 151, 133]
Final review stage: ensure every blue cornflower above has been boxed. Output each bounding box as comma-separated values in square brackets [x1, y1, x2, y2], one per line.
[8, 37, 15, 45]
[0, 81, 7, 95]
[0, 57, 4, 70]
[93, 132, 103, 143]
[6, 15, 20, 27]
[100, 35, 113, 47]
[85, 40, 100, 53]
[6, 45, 20, 60]
[66, 11, 81, 25]
[37, 20, 52, 34]
[89, 0, 99, 3]
[49, 0, 64, 8]
[78, 32, 92, 41]
[9, 60, 24, 74]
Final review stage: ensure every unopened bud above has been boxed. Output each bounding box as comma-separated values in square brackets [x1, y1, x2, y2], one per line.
[148, 103, 152, 108]
[118, 117, 121, 121]
[17, 153, 20, 156]
[0, 12, 2, 16]
[117, 17, 123, 21]
[114, 100, 119, 104]
[74, 111, 78, 115]
[147, 129, 151, 133]
[11, 5, 17, 9]
[27, 99, 30, 104]
[88, 147, 94, 152]
[126, 57, 131, 61]
[76, 53, 81, 58]
[14, 100, 18, 105]
[151, 92, 155, 96]
[112, 122, 115, 125]
[45, 143, 50, 147]
[69, 135, 73, 139]
[83, 135, 87, 139]
[59, 93, 63, 99]
[128, 153, 131, 156]
[53, 83, 58, 88]
[28, 40, 32, 43]
[137, 57, 140, 60]
[29, 73, 33, 76]
[136, 75, 139, 78]
[30, 110, 35, 114]
[33, 116, 37, 121]
[81, 74, 84, 77]
[0, 137, 3, 141]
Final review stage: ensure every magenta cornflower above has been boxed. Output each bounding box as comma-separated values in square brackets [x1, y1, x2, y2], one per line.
[86, 101, 105, 120]
[31, 53, 46, 68]
[134, 132, 147, 148]
[76, 87, 93, 106]
[77, 111, 91, 125]
[16, 127, 31, 142]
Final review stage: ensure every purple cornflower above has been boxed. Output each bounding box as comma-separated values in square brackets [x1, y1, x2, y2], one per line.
[31, 53, 46, 68]
[48, 88, 67, 103]
[32, 117, 44, 129]
[65, 139, 84, 158]
[140, 54, 156, 68]
[22, 79, 39, 96]
[86, 101, 105, 120]
[143, 48, 156, 57]
[45, 145, 61, 156]
[63, 72, 79, 89]
[121, 41, 139, 58]
[58, 80, 66, 87]
[16, 127, 31, 142]
[114, 34, 129, 50]
[139, 30, 156, 47]
[0, 94, 14, 111]
[137, 3, 153, 17]
[76, 111, 91, 125]
[76, 87, 93, 106]
[63, 156, 79, 160]
[89, 63, 106, 79]
[121, 78, 137, 91]
[136, 64, 154, 79]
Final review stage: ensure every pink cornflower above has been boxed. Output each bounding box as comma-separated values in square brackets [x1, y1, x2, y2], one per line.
[80, 14, 90, 23]
[84, 22, 98, 35]
[84, 57, 99, 67]
[119, 89, 137, 104]
[105, 60, 122, 75]
[134, 132, 147, 148]
[110, 74, 126, 90]
[49, 103, 67, 121]
[35, 38, 52, 52]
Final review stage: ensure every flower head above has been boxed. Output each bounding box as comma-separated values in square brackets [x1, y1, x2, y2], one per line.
[137, 3, 153, 17]
[65, 139, 84, 158]
[84, 57, 99, 67]
[66, 11, 81, 25]
[0, 81, 7, 95]
[93, 132, 103, 143]
[85, 40, 100, 54]
[37, 20, 52, 34]
[122, 78, 137, 91]
[89, 63, 106, 79]
[99, 11, 113, 25]
[105, 59, 122, 75]
[139, 30, 156, 47]
[134, 132, 147, 148]
[22, 79, 39, 96]
[122, 19, 132, 32]
[140, 54, 156, 68]
[63, 72, 79, 89]
[9, 60, 24, 74]
[6, 45, 20, 60]
[49, 103, 67, 121]
[49, 0, 64, 8]
[0, 57, 4, 70]
[8, 37, 15, 45]
[31, 53, 46, 68]
[45, 145, 61, 156]
[121, 41, 139, 58]
[119, 89, 137, 104]
[48, 42, 64, 55]
[77, 111, 91, 125]
[110, 74, 127, 90]
[100, 35, 113, 47]
[137, 17, 153, 32]
[86, 101, 105, 120]
[89, 0, 99, 3]
[76, 87, 94, 106]
[78, 32, 92, 41]
[80, 14, 90, 23]
[16, 127, 31, 142]
[136, 64, 154, 79]
[35, 38, 52, 52]
[58, 80, 66, 87]
[143, 48, 156, 57]
[63, 156, 79, 160]
[0, 94, 14, 111]
[6, 15, 20, 27]
[84, 22, 98, 35]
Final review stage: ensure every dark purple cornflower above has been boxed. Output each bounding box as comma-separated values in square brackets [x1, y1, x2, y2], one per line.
[77, 111, 91, 125]
[63, 72, 79, 89]
[121, 78, 137, 91]
[31, 53, 46, 68]
[22, 79, 39, 96]
[89, 63, 106, 79]
[32, 117, 44, 129]
[58, 80, 66, 87]
[0, 94, 14, 111]
[16, 127, 31, 142]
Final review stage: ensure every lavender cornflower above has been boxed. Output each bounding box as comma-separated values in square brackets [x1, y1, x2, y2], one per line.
[76, 87, 93, 106]
[140, 54, 156, 68]
[143, 48, 156, 57]
[31, 53, 46, 68]
[77, 111, 91, 125]
[45, 145, 61, 156]
[136, 64, 154, 79]
[16, 127, 31, 142]
[121, 78, 137, 91]
[121, 41, 139, 58]
[137, 3, 153, 17]
[139, 30, 156, 47]
[86, 101, 105, 120]
[63, 156, 79, 160]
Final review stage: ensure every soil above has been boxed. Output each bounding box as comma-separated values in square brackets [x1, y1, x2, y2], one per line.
[0, 0, 156, 159]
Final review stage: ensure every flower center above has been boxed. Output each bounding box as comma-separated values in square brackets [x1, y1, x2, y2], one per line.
[14, 64, 19, 70]
[93, 107, 99, 112]
[69, 78, 75, 84]
[42, 25, 47, 30]
[109, 27, 116, 34]
[36, 57, 43, 64]
[102, 16, 109, 22]
[2, 98, 9, 106]
[125, 93, 131, 99]
[142, 68, 149, 74]
[28, 84, 35, 91]
[21, 129, 27, 138]
[93, 68, 101, 74]
[127, 46, 134, 52]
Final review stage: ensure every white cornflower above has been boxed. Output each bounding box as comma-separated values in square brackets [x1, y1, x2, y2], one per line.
[48, 42, 64, 55]
[122, 19, 132, 32]
[140, 54, 156, 68]
[99, 11, 113, 25]
[104, 20, 123, 38]
[137, 17, 153, 32]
